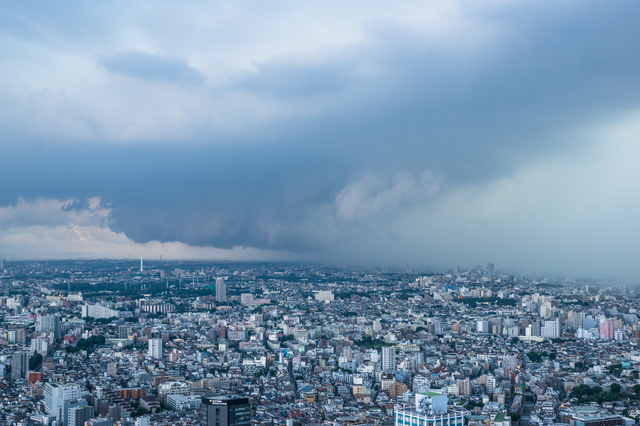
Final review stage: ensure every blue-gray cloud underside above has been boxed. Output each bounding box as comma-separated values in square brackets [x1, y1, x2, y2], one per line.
[98, 51, 206, 86]
[2, 1, 640, 272]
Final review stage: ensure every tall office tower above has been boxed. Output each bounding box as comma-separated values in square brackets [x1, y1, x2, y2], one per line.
[476, 319, 489, 333]
[38, 314, 62, 340]
[68, 404, 94, 426]
[44, 383, 83, 416]
[108, 405, 120, 421]
[485, 375, 496, 394]
[10, 351, 27, 380]
[62, 399, 89, 426]
[140, 254, 144, 273]
[149, 338, 163, 359]
[118, 326, 130, 339]
[381, 346, 396, 371]
[531, 321, 541, 336]
[15, 329, 27, 345]
[202, 396, 251, 426]
[486, 262, 494, 273]
[541, 319, 561, 339]
[216, 278, 227, 303]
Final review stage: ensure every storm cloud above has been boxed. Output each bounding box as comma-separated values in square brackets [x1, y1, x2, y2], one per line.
[1, 0, 640, 278]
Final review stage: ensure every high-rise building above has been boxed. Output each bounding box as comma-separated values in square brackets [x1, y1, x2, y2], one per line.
[31, 338, 49, 355]
[476, 319, 489, 333]
[68, 404, 93, 426]
[541, 319, 561, 339]
[457, 378, 471, 396]
[600, 321, 614, 340]
[118, 326, 130, 339]
[15, 329, 27, 345]
[485, 375, 496, 394]
[202, 396, 251, 426]
[62, 399, 89, 426]
[216, 278, 227, 303]
[38, 315, 62, 340]
[149, 338, 163, 359]
[107, 363, 117, 376]
[108, 405, 120, 421]
[382, 347, 396, 371]
[44, 383, 83, 416]
[10, 351, 27, 380]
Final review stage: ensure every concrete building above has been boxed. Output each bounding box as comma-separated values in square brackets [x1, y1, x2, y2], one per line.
[541, 319, 561, 339]
[395, 392, 464, 426]
[10, 350, 27, 380]
[38, 315, 62, 340]
[149, 338, 163, 359]
[382, 346, 396, 371]
[202, 395, 251, 426]
[314, 291, 334, 302]
[68, 404, 93, 426]
[216, 278, 227, 303]
[107, 362, 117, 376]
[167, 394, 202, 411]
[44, 383, 83, 416]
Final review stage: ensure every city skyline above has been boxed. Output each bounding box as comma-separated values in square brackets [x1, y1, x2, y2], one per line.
[0, 260, 639, 424]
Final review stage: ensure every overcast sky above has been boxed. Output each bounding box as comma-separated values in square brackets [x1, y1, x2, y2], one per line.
[2, 1, 640, 279]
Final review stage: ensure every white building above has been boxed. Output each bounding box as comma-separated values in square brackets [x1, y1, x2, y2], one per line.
[485, 375, 496, 394]
[167, 394, 202, 411]
[148, 338, 163, 359]
[395, 392, 464, 426]
[135, 417, 150, 426]
[81, 304, 120, 319]
[158, 381, 189, 399]
[541, 319, 561, 339]
[31, 338, 49, 355]
[413, 376, 431, 394]
[44, 383, 83, 417]
[447, 384, 460, 396]
[477, 320, 489, 333]
[382, 346, 396, 371]
[314, 291, 334, 302]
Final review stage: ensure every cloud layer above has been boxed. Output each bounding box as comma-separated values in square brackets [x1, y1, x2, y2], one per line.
[1, 1, 640, 278]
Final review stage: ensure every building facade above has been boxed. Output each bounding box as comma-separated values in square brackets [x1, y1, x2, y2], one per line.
[202, 395, 251, 426]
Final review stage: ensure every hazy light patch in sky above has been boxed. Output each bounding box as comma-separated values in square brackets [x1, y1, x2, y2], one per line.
[328, 110, 640, 277]
[0, 198, 302, 261]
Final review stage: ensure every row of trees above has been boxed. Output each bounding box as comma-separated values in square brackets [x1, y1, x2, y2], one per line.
[569, 383, 640, 403]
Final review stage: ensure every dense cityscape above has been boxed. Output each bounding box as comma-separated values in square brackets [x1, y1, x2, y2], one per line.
[0, 259, 637, 426]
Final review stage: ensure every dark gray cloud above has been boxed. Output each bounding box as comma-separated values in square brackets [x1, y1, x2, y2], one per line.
[2, 1, 640, 277]
[98, 51, 206, 86]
